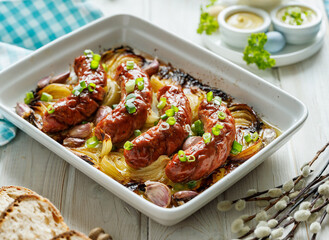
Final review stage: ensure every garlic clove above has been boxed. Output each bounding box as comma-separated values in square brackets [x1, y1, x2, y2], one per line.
[68, 123, 93, 139]
[145, 181, 171, 208]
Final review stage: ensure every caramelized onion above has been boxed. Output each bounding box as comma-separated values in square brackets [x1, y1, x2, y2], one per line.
[229, 103, 261, 131]
[229, 139, 264, 163]
[15, 103, 32, 119]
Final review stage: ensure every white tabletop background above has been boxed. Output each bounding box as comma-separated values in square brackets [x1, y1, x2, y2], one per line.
[1, 0, 329, 239]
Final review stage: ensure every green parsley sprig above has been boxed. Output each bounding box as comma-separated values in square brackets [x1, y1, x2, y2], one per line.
[243, 33, 276, 70]
[197, 0, 219, 35]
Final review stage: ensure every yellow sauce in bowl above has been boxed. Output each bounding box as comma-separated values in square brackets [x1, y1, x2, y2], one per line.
[226, 12, 264, 29]
[277, 6, 316, 26]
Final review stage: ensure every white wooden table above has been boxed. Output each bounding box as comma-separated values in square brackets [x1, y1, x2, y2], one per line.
[1, 0, 329, 239]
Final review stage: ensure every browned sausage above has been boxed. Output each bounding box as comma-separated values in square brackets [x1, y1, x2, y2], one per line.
[42, 55, 107, 133]
[124, 85, 192, 169]
[165, 99, 236, 182]
[94, 62, 152, 143]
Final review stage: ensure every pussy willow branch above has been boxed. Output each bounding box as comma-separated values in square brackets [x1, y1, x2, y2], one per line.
[238, 142, 329, 239]
[311, 210, 328, 240]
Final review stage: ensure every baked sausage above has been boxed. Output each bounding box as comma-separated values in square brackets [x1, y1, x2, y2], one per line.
[124, 85, 192, 169]
[94, 62, 152, 143]
[42, 55, 107, 133]
[165, 98, 236, 182]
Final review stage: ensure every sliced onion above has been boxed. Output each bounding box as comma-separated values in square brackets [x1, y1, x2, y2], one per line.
[184, 124, 192, 134]
[159, 122, 170, 131]
[16, 103, 32, 119]
[229, 139, 264, 163]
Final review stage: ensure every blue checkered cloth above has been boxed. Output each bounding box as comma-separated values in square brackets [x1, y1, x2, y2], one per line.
[0, 0, 102, 146]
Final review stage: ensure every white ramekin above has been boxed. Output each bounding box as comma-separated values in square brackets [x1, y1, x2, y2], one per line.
[271, 3, 322, 45]
[218, 5, 271, 49]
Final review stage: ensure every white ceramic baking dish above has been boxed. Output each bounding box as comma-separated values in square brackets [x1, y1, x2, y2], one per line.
[0, 14, 307, 226]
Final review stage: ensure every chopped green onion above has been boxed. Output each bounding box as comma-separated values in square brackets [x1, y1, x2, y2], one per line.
[203, 132, 212, 144]
[213, 96, 222, 105]
[102, 63, 108, 72]
[40, 92, 53, 102]
[153, 120, 159, 126]
[157, 100, 166, 110]
[88, 83, 96, 92]
[112, 104, 118, 109]
[244, 134, 252, 143]
[187, 155, 196, 162]
[82, 121, 88, 124]
[191, 120, 204, 136]
[166, 117, 176, 125]
[212, 126, 221, 136]
[125, 100, 136, 114]
[47, 105, 55, 114]
[207, 91, 213, 102]
[171, 105, 179, 113]
[24, 92, 34, 104]
[84, 49, 93, 58]
[72, 85, 84, 96]
[125, 79, 136, 93]
[187, 180, 197, 189]
[231, 140, 243, 155]
[134, 130, 142, 137]
[126, 93, 137, 101]
[135, 77, 144, 90]
[178, 150, 187, 162]
[165, 108, 175, 117]
[93, 54, 101, 62]
[160, 114, 167, 120]
[80, 80, 87, 88]
[86, 136, 99, 148]
[126, 61, 134, 70]
[124, 141, 134, 150]
[90, 60, 99, 70]
[216, 124, 224, 129]
[218, 111, 226, 120]
[252, 132, 259, 141]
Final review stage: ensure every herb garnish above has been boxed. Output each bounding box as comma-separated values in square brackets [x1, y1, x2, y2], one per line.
[243, 33, 276, 70]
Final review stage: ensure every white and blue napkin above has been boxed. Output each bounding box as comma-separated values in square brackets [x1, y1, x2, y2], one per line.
[0, 0, 102, 146]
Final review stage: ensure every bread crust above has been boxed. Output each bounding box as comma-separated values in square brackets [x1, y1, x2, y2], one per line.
[51, 230, 91, 240]
[0, 194, 69, 237]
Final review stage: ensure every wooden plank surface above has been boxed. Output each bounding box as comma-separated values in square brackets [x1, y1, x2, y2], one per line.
[1, 0, 328, 239]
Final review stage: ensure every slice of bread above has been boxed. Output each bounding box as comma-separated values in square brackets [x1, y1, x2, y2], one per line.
[0, 194, 69, 240]
[51, 230, 91, 240]
[0, 186, 35, 213]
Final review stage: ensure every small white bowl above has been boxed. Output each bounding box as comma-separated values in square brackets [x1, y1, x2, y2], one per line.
[218, 5, 271, 49]
[271, 3, 322, 45]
